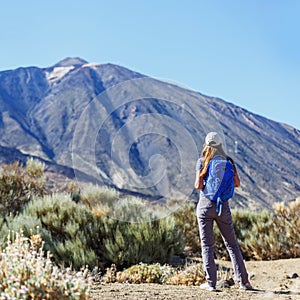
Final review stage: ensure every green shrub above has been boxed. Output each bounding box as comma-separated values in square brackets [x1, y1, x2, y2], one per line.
[0, 215, 4, 231]
[172, 201, 200, 255]
[97, 216, 183, 269]
[94, 197, 184, 269]
[230, 201, 300, 260]
[82, 184, 119, 207]
[1, 188, 184, 270]
[82, 189, 185, 269]
[0, 159, 45, 217]
[14, 193, 98, 269]
[0, 214, 52, 246]
[54, 236, 98, 269]
[231, 209, 274, 260]
[0, 230, 90, 299]
[110, 196, 167, 222]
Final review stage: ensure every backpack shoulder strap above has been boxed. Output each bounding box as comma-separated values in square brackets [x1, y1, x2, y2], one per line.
[226, 156, 234, 164]
[227, 156, 240, 187]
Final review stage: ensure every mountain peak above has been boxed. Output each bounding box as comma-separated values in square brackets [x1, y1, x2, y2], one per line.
[0, 60, 298, 210]
[53, 57, 88, 67]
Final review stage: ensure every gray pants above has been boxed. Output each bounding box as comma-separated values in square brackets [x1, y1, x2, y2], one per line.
[197, 197, 249, 287]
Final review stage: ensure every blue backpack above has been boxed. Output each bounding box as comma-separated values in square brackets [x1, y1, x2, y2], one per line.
[203, 155, 235, 216]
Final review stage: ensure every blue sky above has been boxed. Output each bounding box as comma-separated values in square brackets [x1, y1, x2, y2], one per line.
[1, 0, 299, 129]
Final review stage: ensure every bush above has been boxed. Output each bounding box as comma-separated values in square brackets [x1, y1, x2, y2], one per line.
[1, 187, 184, 270]
[94, 197, 184, 269]
[97, 216, 183, 269]
[0, 159, 45, 217]
[0, 231, 90, 299]
[11, 193, 98, 269]
[172, 201, 200, 255]
[106, 263, 175, 284]
[109, 196, 167, 222]
[103, 262, 205, 286]
[173, 199, 300, 260]
[209, 209, 274, 260]
[264, 199, 299, 259]
[82, 188, 184, 269]
[0, 215, 51, 246]
[0, 215, 4, 232]
[166, 263, 205, 286]
[230, 209, 275, 260]
[273, 198, 300, 258]
[230, 200, 300, 260]
[81, 184, 119, 208]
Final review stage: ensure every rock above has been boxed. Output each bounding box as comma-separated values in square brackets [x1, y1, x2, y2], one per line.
[291, 273, 299, 279]
[286, 273, 299, 279]
[226, 278, 235, 286]
[170, 255, 186, 267]
[217, 278, 235, 288]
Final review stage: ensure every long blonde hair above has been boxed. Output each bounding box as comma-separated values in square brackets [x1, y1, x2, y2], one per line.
[199, 144, 227, 177]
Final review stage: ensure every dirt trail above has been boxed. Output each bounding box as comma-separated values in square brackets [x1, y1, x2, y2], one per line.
[91, 258, 300, 299]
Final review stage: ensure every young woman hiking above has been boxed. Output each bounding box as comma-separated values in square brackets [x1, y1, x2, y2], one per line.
[194, 132, 252, 291]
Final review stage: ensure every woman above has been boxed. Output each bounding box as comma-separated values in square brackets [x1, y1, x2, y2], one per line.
[194, 132, 252, 291]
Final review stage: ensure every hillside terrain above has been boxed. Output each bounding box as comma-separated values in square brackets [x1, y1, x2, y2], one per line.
[0, 57, 299, 210]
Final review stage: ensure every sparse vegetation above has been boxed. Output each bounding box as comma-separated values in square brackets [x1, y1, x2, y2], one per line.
[173, 199, 300, 261]
[0, 159, 299, 297]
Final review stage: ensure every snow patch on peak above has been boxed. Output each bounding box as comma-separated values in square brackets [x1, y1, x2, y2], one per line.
[45, 66, 75, 83]
[82, 62, 102, 69]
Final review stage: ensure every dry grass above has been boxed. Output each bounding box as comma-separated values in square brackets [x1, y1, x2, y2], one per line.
[102, 262, 205, 286]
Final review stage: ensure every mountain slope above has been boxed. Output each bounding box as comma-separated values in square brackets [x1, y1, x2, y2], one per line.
[0, 58, 299, 210]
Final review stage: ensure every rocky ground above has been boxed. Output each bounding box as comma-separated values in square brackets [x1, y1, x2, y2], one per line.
[90, 258, 300, 300]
